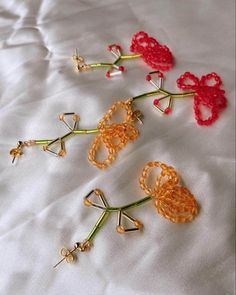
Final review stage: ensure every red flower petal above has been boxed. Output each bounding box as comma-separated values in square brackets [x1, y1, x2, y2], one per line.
[176, 72, 199, 90]
[130, 31, 173, 71]
[194, 98, 219, 126]
[199, 72, 222, 88]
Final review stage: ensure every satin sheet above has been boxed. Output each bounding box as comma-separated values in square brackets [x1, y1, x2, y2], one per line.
[0, 1, 235, 295]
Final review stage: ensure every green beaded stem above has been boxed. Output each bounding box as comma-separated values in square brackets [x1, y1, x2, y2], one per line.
[85, 195, 152, 243]
[90, 63, 113, 68]
[132, 89, 195, 102]
[120, 54, 141, 59]
[33, 87, 194, 147]
[88, 53, 141, 70]
[34, 129, 99, 146]
[86, 211, 110, 242]
[53, 195, 152, 267]
[106, 195, 151, 212]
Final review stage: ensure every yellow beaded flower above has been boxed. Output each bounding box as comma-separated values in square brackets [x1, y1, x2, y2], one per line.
[88, 100, 139, 169]
[139, 161, 198, 223]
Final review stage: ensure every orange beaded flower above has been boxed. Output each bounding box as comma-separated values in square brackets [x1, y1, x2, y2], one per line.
[139, 161, 198, 223]
[54, 161, 199, 268]
[88, 100, 139, 169]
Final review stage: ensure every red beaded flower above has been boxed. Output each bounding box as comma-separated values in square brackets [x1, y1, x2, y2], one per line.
[177, 72, 227, 126]
[130, 31, 173, 71]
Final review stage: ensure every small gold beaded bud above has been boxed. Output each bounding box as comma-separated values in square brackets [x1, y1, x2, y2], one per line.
[134, 220, 143, 230]
[72, 114, 80, 122]
[58, 149, 66, 157]
[116, 225, 125, 234]
[58, 114, 64, 121]
[94, 189, 103, 196]
[84, 198, 92, 207]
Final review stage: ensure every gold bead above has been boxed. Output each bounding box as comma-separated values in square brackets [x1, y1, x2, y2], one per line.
[43, 145, 48, 152]
[84, 199, 92, 207]
[58, 150, 66, 157]
[72, 114, 80, 122]
[134, 220, 143, 229]
[116, 225, 125, 234]
[59, 114, 64, 121]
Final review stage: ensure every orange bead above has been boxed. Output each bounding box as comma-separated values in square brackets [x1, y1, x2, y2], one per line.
[84, 199, 92, 207]
[58, 150, 66, 157]
[134, 220, 143, 229]
[116, 225, 125, 234]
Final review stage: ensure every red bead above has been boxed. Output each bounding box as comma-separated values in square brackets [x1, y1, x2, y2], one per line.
[118, 66, 125, 72]
[107, 45, 112, 52]
[116, 45, 121, 51]
[106, 72, 111, 78]
[158, 72, 164, 78]
[130, 31, 173, 71]
[153, 99, 160, 106]
[146, 74, 152, 81]
[164, 107, 171, 115]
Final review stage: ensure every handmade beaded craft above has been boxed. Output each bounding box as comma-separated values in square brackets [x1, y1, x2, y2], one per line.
[130, 31, 173, 71]
[10, 100, 139, 168]
[9, 71, 227, 164]
[53, 161, 198, 268]
[88, 100, 139, 169]
[72, 31, 174, 78]
[142, 71, 227, 125]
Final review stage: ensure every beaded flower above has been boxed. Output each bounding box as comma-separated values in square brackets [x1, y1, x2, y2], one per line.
[139, 161, 198, 223]
[53, 161, 199, 267]
[10, 100, 139, 168]
[130, 31, 173, 71]
[72, 31, 174, 78]
[88, 100, 139, 169]
[177, 72, 227, 125]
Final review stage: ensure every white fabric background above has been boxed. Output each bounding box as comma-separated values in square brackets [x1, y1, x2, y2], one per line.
[0, 1, 235, 295]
